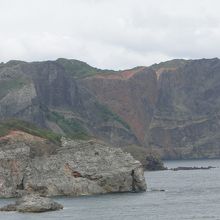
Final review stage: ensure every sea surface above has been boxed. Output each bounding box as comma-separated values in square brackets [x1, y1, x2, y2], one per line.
[0, 159, 220, 220]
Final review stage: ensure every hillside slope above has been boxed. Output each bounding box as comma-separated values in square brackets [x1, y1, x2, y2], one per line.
[1, 58, 220, 159]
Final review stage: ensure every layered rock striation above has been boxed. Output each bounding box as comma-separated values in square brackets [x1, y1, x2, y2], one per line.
[1, 58, 220, 159]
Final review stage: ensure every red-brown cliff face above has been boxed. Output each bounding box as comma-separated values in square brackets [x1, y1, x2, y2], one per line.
[80, 67, 158, 146]
[81, 58, 220, 159]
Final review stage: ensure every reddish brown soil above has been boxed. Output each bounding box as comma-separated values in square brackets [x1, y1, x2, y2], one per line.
[0, 130, 45, 143]
[94, 67, 146, 80]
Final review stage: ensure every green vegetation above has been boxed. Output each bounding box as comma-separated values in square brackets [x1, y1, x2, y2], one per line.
[0, 119, 61, 145]
[56, 58, 115, 78]
[94, 102, 130, 130]
[47, 111, 89, 140]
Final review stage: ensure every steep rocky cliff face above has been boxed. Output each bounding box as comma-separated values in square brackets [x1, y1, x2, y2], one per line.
[80, 67, 158, 145]
[0, 130, 146, 198]
[1, 58, 220, 159]
[0, 59, 138, 146]
[150, 58, 220, 159]
[81, 58, 220, 159]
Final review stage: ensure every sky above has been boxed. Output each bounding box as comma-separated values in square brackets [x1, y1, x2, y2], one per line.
[0, 0, 220, 70]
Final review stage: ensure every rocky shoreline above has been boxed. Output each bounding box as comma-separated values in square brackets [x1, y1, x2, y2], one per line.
[0, 132, 146, 200]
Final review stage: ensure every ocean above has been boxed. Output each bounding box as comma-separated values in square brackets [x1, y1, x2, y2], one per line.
[0, 159, 220, 220]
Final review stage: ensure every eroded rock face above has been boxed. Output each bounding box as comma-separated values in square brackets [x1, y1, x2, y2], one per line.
[24, 138, 146, 196]
[0, 138, 30, 198]
[149, 58, 220, 159]
[0, 134, 146, 198]
[81, 67, 158, 146]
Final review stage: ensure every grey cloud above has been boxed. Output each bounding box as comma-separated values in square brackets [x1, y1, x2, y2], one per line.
[0, 0, 220, 69]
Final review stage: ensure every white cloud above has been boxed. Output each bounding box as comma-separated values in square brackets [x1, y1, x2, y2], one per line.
[0, 0, 220, 69]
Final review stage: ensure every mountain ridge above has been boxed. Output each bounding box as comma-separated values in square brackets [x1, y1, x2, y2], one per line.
[1, 57, 220, 160]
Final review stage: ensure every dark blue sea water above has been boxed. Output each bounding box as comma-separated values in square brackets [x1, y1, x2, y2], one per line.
[0, 159, 220, 220]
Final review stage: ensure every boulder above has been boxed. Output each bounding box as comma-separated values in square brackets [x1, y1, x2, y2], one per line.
[0, 204, 16, 211]
[0, 194, 63, 213]
[145, 154, 167, 171]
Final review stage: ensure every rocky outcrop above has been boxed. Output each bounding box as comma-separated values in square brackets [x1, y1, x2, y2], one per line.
[119, 145, 165, 170]
[0, 132, 30, 198]
[0, 132, 146, 198]
[24, 138, 146, 196]
[0, 194, 63, 212]
[145, 154, 167, 171]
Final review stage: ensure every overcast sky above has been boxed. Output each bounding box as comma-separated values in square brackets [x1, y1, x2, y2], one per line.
[0, 0, 220, 69]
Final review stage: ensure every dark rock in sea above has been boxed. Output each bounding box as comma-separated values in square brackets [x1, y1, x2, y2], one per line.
[150, 188, 166, 192]
[145, 154, 167, 171]
[170, 166, 216, 171]
[0, 194, 63, 213]
[120, 145, 165, 171]
[0, 204, 17, 211]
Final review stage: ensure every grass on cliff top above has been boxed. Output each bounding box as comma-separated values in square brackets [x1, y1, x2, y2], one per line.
[56, 58, 115, 78]
[0, 119, 61, 145]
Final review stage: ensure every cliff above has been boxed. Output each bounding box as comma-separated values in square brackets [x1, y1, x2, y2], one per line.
[150, 58, 220, 159]
[80, 67, 157, 145]
[82, 58, 220, 159]
[0, 59, 138, 145]
[1, 58, 220, 160]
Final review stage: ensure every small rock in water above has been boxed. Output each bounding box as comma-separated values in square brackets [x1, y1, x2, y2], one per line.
[0, 194, 63, 213]
[0, 204, 17, 211]
[150, 188, 166, 192]
[170, 166, 216, 171]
